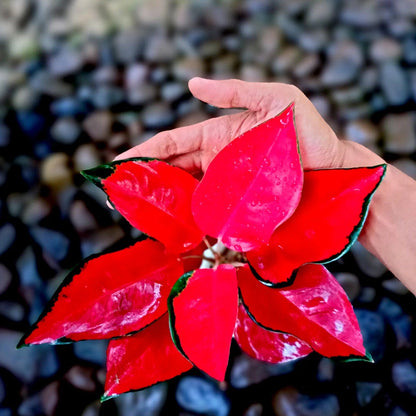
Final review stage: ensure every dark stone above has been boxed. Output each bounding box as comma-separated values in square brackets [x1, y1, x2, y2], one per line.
[230, 354, 296, 388]
[382, 113, 416, 154]
[392, 360, 416, 396]
[298, 29, 329, 53]
[273, 387, 340, 416]
[403, 37, 416, 64]
[144, 35, 176, 63]
[142, 102, 175, 129]
[0, 223, 16, 256]
[91, 86, 124, 109]
[30, 70, 73, 97]
[65, 366, 96, 392]
[117, 383, 167, 416]
[355, 309, 386, 362]
[356, 381, 382, 406]
[16, 111, 45, 138]
[0, 301, 25, 322]
[0, 124, 10, 147]
[176, 376, 230, 416]
[379, 63, 410, 106]
[0, 263, 12, 294]
[50, 96, 88, 117]
[113, 30, 144, 64]
[50, 117, 81, 144]
[73, 340, 107, 366]
[127, 84, 158, 106]
[17, 394, 44, 416]
[30, 226, 70, 263]
[244, 403, 263, 416]
[91, 66, 119, 85]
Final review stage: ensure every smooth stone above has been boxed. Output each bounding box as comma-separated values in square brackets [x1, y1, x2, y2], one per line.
[356, 382, 382, 406]
[378, 298, 412, 349]
[173, 57, 205, 82]
[73, 144, 101, 172]
[382, 278, 410, 296]
[50, 96, 88, 117]
[382, 113, 416, 154]
[274, 14, 302, 42]
[40, 381, 59, 416]
[30, 226, 70, 262]
[16, 247, 42, 289]
[331, 86, 364, 106]
[298, 29, 329, 53]
[16, 111, 45, 138]
[403, 37, 416, 64]
[392, 361, 416, 396]
[355, 309, 386, 362]
[161, 82, 187, 102]
[83, 111, 113, 141]
[176, 377, 230, 416]
[310, 95, 330, 118]
[240, 64, 267, 82]
[17, 394, 44, 416]
[335, 272, 361, 301]
[8, 33, 39, 60]
[389, 406, 410, 416]
[136, 0, 169, 25]
[50, 117, 81, 144]
[117, 383, 167, 416]
[0, 264, 12, 294]
[391, 159, 416, 180]
[360, 67, 378, 93]
[344, 120, 379, 146]
[379, 63, 410, 106]
[273, 387, 340, 416]
[0, 329, 58, 383]
[80, 225, 124, 257]
[141, 102, 175, 129]
[0, 223, 16, 256]
[12, 86, 39, 111]
[69, 199, 99, 234]
[0, 374, 5, 404]
[65, 366, 96, 392]
[293, 54, 320, 78]
[30, 70, 72, 97]
[91, 85, 124, 109]
[369, 38, 402, 63]
[127, 84, 158, 106]
[125, 63, 149, 90]
[144, 34, 176, 63]
[0, 301, 25, 321]
[244, 403, 263, 416]
[73, 340, 107, 366]
[21, 196, 54, 226]
[271, 46, 302, 74]
[113, 30, 144, 64]
[48, 48, 83, 77]
[350, 241, 387, 278]
[317, 358, 335, 382]
[0, 124, 10, 147]
[40, 153, 72, 190]
[305, 0, 336, 26]
[340, 0, 383, 27]
[230, 354, 295, 388]
[91, 66, 119, 85]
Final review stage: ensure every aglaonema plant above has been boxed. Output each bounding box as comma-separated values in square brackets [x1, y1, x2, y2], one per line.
[18, 104, 386, 400]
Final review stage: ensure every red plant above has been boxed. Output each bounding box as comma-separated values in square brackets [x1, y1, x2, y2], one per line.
[18, 104, 386, 400]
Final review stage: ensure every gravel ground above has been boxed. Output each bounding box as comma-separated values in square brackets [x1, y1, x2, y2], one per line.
[0, 0, 416, 415]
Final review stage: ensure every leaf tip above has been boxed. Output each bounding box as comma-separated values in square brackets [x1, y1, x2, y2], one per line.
[81, 164, 114, 187]
[100, 392, 117, 403]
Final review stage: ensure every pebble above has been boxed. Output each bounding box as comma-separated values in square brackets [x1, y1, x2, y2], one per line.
[0, 124, 10, 147]
[30, 70, 73, 97]
[350, 241, 387, 278]
[69, 200, 99, 234]
[117, 383, 167, 416]
[40, 381, 59, 416]
[144, 34, 176, 63]
[173, 57, 205, 82]
[141, 102, 175, 130]
[0, 301, 25, 322]
[127, 84, 158, 106]
[91, 85, 124, 109]
[317, 358, 335, 382]
[161, 82, 187, 103]
[65, 366, 96, 392]
[48, 48, 83, 77]
[83, 111, 113, 142]
[355, 310, 386, 362]
[356, 381, 382, 406]
[305, 0, 336, 26]
[273, 387, 340, 416]
[382, 113, 416, 154]
[344, 120, 379, 146]
[293, 53, 320, 78]
[0, 263, 12, 294]
[392, 361, 416, 396]
[125, 63, 149, 90]
[80, 225, 124, 257]
[272, 46, 302, 74]
[73, 340, 107, 367]
[379, 63, 410, 106]
[30, 226, 70, 263]
[40, 153, 73, 190]
[369, 38, 402, 63]
[0, 223, 16, 256]
[50, 117, 81, 144]
[403, 37, 416, 65]
[340, 0, 383, 28]
[176, 376, 230, 416]
[12, 86, 39, 111]
[244, 403, 263, 416]
[91, 66, 119, 85]
[51, 96, 88, 117]
[335, 272, 361, 301]
[230, 354, 296, 388]
[113, 29, 144, 64]
[298, 29, 329, 53]
[382, 278, 410, 296]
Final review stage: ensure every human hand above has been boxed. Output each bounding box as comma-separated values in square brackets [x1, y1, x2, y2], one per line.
[115, 78, 350, 176]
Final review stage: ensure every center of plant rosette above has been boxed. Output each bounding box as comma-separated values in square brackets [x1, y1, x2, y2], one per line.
[18, 104, 386, 400]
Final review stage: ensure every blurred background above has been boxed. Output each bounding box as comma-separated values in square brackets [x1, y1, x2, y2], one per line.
[0, 0, 416, 415]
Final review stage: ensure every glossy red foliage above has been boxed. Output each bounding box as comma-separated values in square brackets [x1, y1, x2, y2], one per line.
[169, 265, 238, 381]
[234, 303, 313, 364]
[192, 104, 303, 252]
[85, 159, 204, 253]
[237, 264, 366, 358]
[20, 239, 183, 345]
[247, 165, 386, 286]
[104, 314, 192, 398]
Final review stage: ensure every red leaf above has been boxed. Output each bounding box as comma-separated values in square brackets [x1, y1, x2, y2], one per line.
[192, 104, 303, 252]
[82, 158, 204, 253]
[237, 264, 365, 358]
[168, 265, 238, 381]
[234, 303, 313, 364]
[247, 165, 386, 286]
[19, 239, 183, 345]
[104, 314, 192, 399]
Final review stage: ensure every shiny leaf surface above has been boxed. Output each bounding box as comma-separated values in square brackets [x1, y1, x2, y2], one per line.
[19, 239, 183, 345]
[168, 265, 238, 381]
[234, 303, 313, 364]
[104, 314, 192, 399]
[247, 165, 386, 286]
[238, 264, 366, 358]
[82, 158, 204, 253]
[192, 104, 303, 252]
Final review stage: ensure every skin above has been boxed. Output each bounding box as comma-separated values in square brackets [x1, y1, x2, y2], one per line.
[116, 77, 416, 294]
